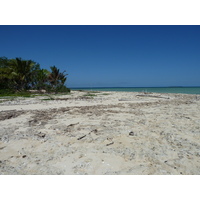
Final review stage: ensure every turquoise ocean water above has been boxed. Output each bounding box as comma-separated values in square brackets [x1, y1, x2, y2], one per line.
[72, 87, 200, 94]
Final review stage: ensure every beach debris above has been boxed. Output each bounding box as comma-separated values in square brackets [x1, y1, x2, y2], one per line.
[77, 135, 86, 140]
[48, 98, 69, 101]
[67, 123, 79, 127]
[29, 119, 38, 126]
[91, 129, 98, 133]
[118, 98, 132, 101]
[136, 94, 170, 99]
[0, 135, 9, 143]
[35, 132, 46, 138]
[0, 146, 6, 150]
[106, 142, 114, 146]
[0, 110, 25, 121]
[65, 122, 79, 133]
[129, 131, 136, 136]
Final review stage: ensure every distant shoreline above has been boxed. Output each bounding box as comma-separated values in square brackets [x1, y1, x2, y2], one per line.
[71, 87, 200, 95]
[71, 86, 200, 88]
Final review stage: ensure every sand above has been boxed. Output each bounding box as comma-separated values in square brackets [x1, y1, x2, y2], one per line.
[0, 90, 200, 175]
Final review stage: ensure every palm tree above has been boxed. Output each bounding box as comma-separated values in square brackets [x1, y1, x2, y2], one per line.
[8, 57, 36, 91]
[33, 68, 50, 90]
[48, 66, 68, 91]
[0, 57, 70, 93]
[0, 57, 17, 90]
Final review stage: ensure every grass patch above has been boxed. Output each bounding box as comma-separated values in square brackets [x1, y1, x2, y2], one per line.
[88, 91, 100, 93]
[83, 93, 97, 97]
[101, 93, 110, 95]
[0, 91, 33, 98]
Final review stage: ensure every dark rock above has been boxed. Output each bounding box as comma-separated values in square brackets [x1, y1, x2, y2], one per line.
[129, 131, 135, 136]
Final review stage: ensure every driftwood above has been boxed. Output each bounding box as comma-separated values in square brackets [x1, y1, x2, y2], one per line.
[106, 142, 114, 146]
[77, 135, 86, 140]
[67, 122, 79, 127]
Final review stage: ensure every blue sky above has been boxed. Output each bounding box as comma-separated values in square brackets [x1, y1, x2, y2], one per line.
[0, 25, 200, 87]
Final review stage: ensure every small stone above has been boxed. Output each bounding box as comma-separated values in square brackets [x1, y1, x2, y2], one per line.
[129, 131, 135, 136]
[36, 132, 46, 138]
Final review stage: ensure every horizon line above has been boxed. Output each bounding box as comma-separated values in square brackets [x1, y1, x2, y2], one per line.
[70, 86, 200, 89]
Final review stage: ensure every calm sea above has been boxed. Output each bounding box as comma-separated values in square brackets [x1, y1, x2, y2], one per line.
[72, 87, 200, 94]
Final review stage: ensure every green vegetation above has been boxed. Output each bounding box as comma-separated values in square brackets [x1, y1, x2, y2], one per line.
[83, 92, 97, 97]
[88, 91, 100, 93]
[0, 57, 70, 95]
[0, 89, 32, 97]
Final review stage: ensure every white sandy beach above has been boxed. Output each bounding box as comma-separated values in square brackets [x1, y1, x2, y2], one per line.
[0, 90, 200, 175]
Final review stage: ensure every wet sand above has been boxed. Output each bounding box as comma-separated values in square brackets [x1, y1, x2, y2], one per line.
[0, 91, 200, 174]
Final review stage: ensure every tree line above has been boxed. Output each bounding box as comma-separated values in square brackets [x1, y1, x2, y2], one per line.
[0, 57, 70, 94]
